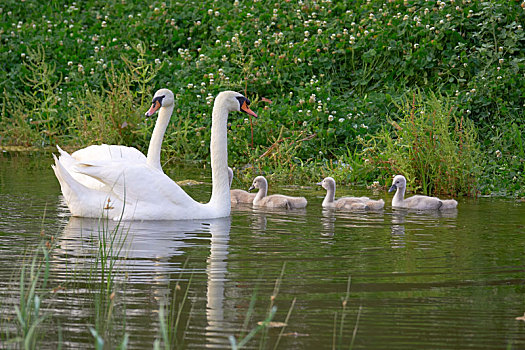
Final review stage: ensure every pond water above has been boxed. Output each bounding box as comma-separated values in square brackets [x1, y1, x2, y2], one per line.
[1, 152, 525, 349]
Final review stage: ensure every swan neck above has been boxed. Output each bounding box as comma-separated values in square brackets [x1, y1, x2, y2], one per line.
[323, 185, 335, 206]
[254, 185, 267, 202]
[146, 104, 174, 170]
[393, 186, 406, 206]
[208, 101, 231, 215]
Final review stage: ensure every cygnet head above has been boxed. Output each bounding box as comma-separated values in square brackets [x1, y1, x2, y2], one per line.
[145, 88, 175, 117]
[316, 177, 336, 191]
[248, 176, 267, 192]
[389, 175, 407, 192]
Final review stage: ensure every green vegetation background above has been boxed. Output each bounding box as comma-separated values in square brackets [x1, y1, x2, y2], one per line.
[0, 0, 523, 196]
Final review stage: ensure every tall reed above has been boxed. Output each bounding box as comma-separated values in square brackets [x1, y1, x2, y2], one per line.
[0, 45, 62, 147]
[362, 92, 481, 196]
[229, 263, 296, 350]
[1, 221, 57, 349]
[86, 215, 130, 348]
[13, 243, 51, 349]
[154, 261, 195, 350]
[332, 276, 362, 350]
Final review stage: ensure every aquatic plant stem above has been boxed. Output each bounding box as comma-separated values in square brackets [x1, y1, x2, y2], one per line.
[272, 297, 296, 350]
[339, 276, 351, 347]
[349, 306, 362, 350]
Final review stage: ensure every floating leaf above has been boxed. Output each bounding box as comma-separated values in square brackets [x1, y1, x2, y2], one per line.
[257, 321, 287, 328]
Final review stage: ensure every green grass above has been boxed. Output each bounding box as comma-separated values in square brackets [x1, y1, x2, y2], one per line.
[361, 91, 480, 196]
[1, 0, 523, 196]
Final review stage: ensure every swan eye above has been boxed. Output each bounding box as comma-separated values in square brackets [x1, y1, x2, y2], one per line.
[236, 95, 258, 117]
[235, 95, 253, 108]
[152, 95, 165, 106]
[235, 96, 249, 106]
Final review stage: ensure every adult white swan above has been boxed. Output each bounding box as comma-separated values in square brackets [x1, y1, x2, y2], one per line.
[55, 89, 175, 190]
[52, 91, 257, 220]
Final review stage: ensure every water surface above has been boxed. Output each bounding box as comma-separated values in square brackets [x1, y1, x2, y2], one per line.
[1, 152, 525, 349]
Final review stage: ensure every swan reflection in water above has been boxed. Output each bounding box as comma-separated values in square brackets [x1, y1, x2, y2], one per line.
[390, 208, 458, 249]
[320, 209, 385, 239]
[230, 205, 268, 234]
[232, 205, 307, 235]
[55, 215, 232, 347]
[391, 210, 407, 248]
[320, 209, 335, 238]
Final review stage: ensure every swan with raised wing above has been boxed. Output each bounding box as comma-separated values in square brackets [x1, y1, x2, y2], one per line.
[56, 89, 175, 190]
[52, 90, 257, 220]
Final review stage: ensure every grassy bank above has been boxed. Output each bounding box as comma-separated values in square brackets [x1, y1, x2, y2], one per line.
[0, 0, 523, 196]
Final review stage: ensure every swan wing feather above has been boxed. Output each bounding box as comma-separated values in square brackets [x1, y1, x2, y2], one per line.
[404, 195, 442, 210]
[74, 159, 197, 207]
[72, 144, 147, 163]
[259, 194, 307, 209]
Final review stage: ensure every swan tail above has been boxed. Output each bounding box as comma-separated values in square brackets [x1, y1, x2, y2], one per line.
[55, 145, 79, 170]
[298, 197, 308, 209]
[440, 199, 458, 209]
[52, 153, 84, 207]
[53, 153, 116, 217]
[56, 145, 71, 160]
[289, 197, 307, 209]
[366, 199, 385, 210]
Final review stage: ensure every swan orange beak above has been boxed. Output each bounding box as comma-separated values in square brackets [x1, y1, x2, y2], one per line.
[241, 101, 258, 118]
[145, 100, 161, 117]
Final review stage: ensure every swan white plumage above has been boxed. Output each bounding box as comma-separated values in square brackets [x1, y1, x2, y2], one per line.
[52, 90, 257, 220]
[56, 89, 175, 190]
[228, 167, 256, 205]
[317, 177, 384, 210]
[248, 176, 307, 209]
[389, 174, 458, 210]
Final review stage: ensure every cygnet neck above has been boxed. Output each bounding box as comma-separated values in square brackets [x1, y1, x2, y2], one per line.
[393, 184, 406, 206]
[254, 179, 268, 202]
[322, 180, 336, 206]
